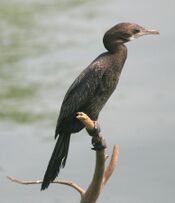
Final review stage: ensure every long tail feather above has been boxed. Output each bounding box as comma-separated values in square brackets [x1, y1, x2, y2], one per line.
[41, 133, 71, 190]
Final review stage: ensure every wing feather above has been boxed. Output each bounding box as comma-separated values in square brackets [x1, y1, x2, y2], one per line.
[55, 62, 105, 137]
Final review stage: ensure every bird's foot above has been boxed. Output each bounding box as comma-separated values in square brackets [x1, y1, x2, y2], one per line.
[86, 121, 107, 151]
[91, 135, 107, 151]
[76, 112, 107, 151]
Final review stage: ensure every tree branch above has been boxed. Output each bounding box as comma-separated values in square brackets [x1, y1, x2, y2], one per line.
[7, 176, 85, 196]
[7, 112, 119, 203]
[77, 112, 119, 203]
[102, 144, 119, 186]
[80, 150, 105, 203]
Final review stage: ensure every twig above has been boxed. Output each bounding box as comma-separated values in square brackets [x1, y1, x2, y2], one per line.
[7, 176, 85, 196]
[102, 144, 119, 186]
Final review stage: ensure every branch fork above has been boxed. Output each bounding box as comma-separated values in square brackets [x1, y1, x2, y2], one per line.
[7, 112, 119, 203]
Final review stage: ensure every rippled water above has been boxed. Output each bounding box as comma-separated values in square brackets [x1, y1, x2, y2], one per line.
[0, 0, 175, 202]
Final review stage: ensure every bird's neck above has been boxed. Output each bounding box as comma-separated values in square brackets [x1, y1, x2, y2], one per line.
[113, 43, 127, 53]
[111, 44, 128, 68]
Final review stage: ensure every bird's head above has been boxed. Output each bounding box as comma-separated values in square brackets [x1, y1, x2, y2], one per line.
[103, 22, 159, 53]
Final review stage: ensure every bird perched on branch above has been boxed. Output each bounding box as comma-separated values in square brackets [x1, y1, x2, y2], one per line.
[41, 22, 159, 190]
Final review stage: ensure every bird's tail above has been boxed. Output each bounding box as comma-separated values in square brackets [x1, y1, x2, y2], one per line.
[41, 133, 71, 190]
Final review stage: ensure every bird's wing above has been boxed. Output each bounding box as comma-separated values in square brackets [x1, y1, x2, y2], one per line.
[55, 62, 105, 137]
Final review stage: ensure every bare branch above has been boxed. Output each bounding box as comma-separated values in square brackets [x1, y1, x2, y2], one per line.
[77, 112, 106, 203]
[80, 150, 105, 203]
[7, 176, 43, 185]
[102, 144, 119, 186]
[54, 180, 85, 196]
[7, 112, 119, 203]
[7, 176, 85, 196]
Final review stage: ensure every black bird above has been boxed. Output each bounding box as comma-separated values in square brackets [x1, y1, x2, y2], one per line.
[41, 22, 159, 190]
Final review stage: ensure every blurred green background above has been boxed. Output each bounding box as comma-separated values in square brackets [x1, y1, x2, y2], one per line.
[0, 0, 174, 203]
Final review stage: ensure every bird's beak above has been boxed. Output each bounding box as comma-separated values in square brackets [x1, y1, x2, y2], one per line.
[129, 27, 159, 41]
[139, 28, 160, 36]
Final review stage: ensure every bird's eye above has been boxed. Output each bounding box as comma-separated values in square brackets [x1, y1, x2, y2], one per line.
[133, 29, 140, 34]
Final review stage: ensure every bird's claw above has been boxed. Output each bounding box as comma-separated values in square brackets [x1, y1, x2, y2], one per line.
[91, 135, 107, 151]
[86, 121, 107, 151]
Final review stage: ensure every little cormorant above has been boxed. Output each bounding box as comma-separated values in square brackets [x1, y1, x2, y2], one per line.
[41, 22, 159, 190]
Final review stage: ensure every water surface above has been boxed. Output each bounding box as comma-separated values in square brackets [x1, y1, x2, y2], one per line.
[0, 0, 175, 202]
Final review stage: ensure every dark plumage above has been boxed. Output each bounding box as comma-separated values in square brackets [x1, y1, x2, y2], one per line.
[41, 22, 159, 190]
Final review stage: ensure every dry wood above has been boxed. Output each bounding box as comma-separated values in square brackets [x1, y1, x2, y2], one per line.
[7, 176, 85, 196]
[7, 112, 119, 203]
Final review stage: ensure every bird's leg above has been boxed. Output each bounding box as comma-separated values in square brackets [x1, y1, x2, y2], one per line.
[76, 112, 107, 151]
